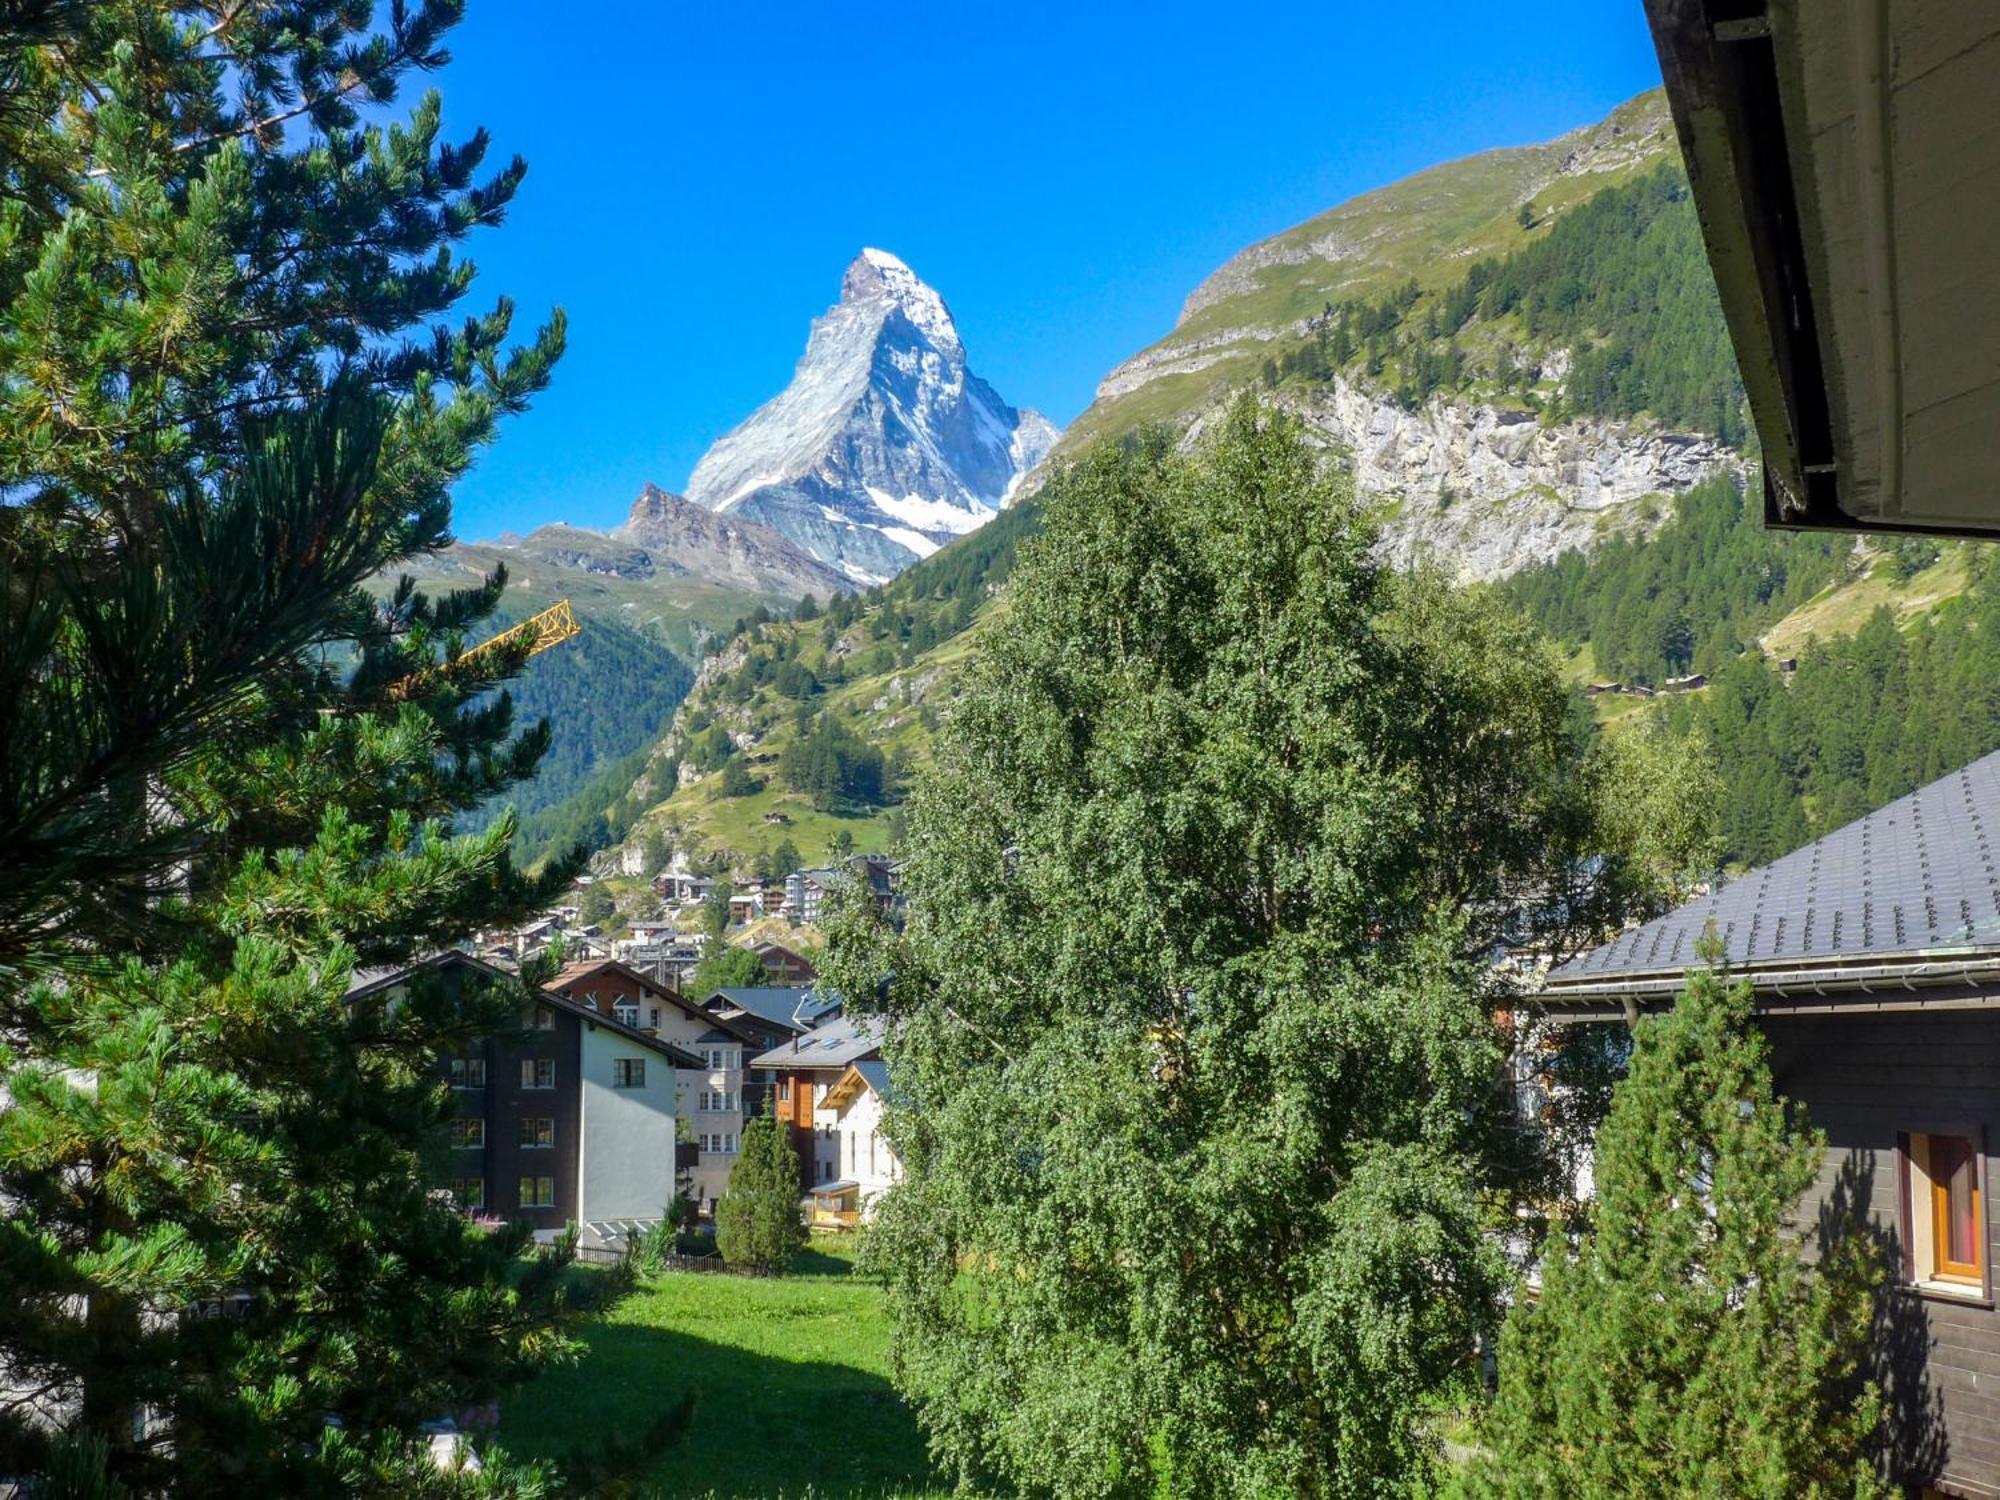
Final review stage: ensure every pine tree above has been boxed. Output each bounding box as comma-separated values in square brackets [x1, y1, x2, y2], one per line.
[715, 1112, 807, 1274]
[1468, 952, 1887, 1498]
[0, 4, 643, 1493]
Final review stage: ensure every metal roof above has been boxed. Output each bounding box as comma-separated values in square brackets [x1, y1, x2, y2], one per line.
[749, 1014, 883, 1072]
[704, 986, 835, 1032]
[1548, 748, 2000, 990]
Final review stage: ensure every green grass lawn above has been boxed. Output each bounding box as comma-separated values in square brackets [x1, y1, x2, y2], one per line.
[500, 1239, 950, 1499]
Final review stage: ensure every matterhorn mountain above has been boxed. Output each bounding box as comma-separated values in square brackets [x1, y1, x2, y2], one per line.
[684, 248, 1060, 583]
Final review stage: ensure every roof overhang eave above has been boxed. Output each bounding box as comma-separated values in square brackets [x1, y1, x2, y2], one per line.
[1535, 948, 2000, 1021]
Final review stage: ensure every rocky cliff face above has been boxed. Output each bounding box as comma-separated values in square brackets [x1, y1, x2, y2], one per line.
[685, 248, 1059, 584]
[1221, 377, 1740, 579]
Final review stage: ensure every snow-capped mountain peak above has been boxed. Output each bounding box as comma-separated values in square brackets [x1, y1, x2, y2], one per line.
[684, 249, 1058, 583]
[845, 247, 960, 353]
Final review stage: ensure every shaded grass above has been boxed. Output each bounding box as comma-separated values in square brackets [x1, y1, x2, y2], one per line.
[501, 1239, 950, 1499]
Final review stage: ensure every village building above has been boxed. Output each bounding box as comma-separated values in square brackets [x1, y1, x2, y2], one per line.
[750, 1014, 883, 1189]
[750, 939, 818, 986]
[345, 953, 700, 1249]
[808, 1061, 901, 1230]
[547, 958, 772, 1213]
[1537, 749, 2000, 1498]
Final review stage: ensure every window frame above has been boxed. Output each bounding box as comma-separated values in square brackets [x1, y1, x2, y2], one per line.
[520, 1057, 556, 1091]
[1898, 1123, 1991, 1301]
[518, 1116, 554, 1150]
[449, 1175, 484, 1210]
[613, 1057, 646, 1089]
[449, 1117, 485, 1150]
[613, 1001, 640, 1028]
[518, 1175, 557, 1209]
[449, 1057, 487, 1089]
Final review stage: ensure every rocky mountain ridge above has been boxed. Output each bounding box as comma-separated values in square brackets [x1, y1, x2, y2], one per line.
[686, 248, 1059, 584]
[493, 483, 853, 600]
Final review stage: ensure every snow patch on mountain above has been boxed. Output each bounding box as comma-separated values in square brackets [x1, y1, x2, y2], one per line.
[684, 249, 1058, 580]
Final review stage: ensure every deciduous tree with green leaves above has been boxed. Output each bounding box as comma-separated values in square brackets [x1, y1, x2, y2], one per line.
[822, 400, 1714, 1499]
[1465, 951, 1887, 1498]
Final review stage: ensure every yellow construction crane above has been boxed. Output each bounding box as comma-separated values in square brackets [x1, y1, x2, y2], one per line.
[384, 599, 582, 702]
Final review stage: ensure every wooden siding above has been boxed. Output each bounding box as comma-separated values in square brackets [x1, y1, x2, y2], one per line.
[1766, 1011, 2000, 1498]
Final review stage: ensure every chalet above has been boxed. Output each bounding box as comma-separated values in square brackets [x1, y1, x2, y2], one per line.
[548, 959, 766, 1212]
[751, 939, 818, 986]
[1537, 749, 2000, 1497]
[653, 867, 715, 904]
[809, 1061, 901, 1230]
[702, 984, 839, 1043]
[727, 889, 765, 925]
[750, 1014, 883, 1189]
[345, 953, 701, 1247]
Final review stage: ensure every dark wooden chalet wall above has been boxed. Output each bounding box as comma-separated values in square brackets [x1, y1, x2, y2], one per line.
[1766, 1011, 2000, 1498]
[446, 998, 584, 1232]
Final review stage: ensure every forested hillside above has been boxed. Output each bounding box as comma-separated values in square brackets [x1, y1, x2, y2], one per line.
[472, 612, 692, 862]
[606, 499, 1044, 868]
[1499, 475, 1852, 683]
[1501, 478, 1997, 868]
[1264, 165, 1744, 439]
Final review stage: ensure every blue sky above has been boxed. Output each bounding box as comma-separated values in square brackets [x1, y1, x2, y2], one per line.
[439, 2, 1665, 540]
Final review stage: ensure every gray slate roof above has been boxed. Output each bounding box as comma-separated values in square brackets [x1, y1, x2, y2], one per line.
[750, 1014, 883, 1071]
[1549, 748, 2000, 987]
[706, 986, 837, 1031]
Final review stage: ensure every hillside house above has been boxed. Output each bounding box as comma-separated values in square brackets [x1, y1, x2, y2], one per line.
[549, 959, 768, 1212]
[751, 1014, 883, 1189]
[810, 1061, 901, 1229]
[1537, 750, 2000, 1498]
[783, 856, 899, 926]
[751, 939, 818, 986]
[653, 867, 715, 905]
[345, 953, 700, 1247]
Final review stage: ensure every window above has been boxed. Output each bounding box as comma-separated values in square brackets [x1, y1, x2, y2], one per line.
[530, 1007, 557, 1031]
[449, 1118, 485, 1149]
[449, 1176, 484, 1210]
[1905, 1130, 1987, 1289]
[614, 1001, 639, 1027]
[449, 1057, 487, 1089]
[519, 1175, 556, 1208]
[779, 1079, 792, 1103]
[613, 1057, 646, 1089]
[698, 1132, 739, 1154]
[520, 1058, 555, 1090]
[649, 1006, 661, 1028]
[518, 1116, 554, 1149]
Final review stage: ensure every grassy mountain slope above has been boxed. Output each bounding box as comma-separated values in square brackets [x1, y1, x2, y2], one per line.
[1062, 90, 1678, 453]
[469, 611, 693, 862]
[604, 502, 1040, 869]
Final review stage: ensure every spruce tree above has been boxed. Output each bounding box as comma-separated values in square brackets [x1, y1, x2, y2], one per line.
[1468, 952, 1887, 1498]
[0, 4, 635, 1493]
[715, 1113, 807, 1274]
